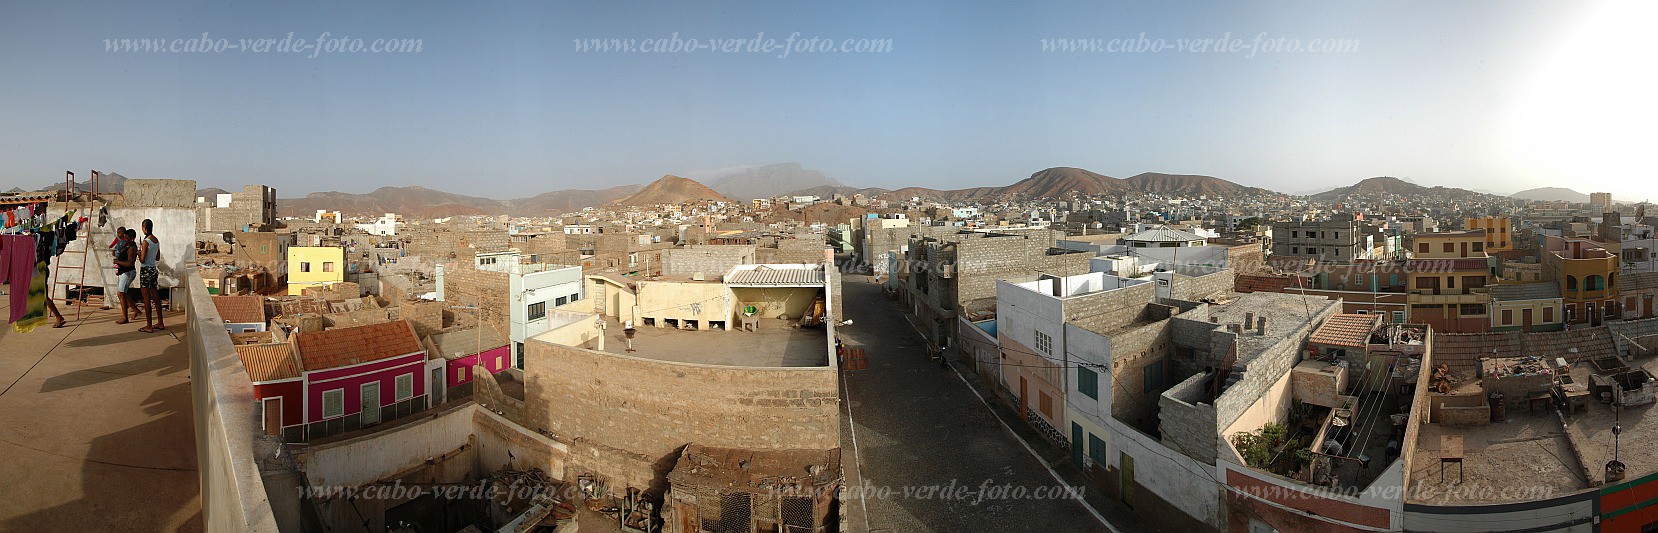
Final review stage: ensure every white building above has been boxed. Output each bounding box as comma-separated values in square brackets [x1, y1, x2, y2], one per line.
[995, 272, 1152, 442]
[354, 213, 399, 236]
[508, 263, 585, 368]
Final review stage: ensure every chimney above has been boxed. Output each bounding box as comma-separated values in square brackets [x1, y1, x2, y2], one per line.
[1227, 323, 1243, 334]
[1243, 312, 1256, 330]
[1210, 316, 1219, 324]
[1256, 316, 1269, 335]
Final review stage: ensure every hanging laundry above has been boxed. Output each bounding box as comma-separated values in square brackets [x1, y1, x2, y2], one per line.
[9, 234, 36, 326]
[13, 258, 50, 333]
[0, 234, 10, 285]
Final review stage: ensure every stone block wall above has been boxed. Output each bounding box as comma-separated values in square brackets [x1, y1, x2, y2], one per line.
[1158, 373, 1221, 464]
[663, 245, 755, 277]
[443, 266, 511, 333]
[1170, 269, 1236, 301]
[520, 340, 841, 490]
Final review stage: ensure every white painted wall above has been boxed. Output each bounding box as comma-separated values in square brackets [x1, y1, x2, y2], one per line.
[1108, 418, 1223, 528]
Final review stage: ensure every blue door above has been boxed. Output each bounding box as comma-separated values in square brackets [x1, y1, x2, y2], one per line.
[1071, 423, 1085, 467]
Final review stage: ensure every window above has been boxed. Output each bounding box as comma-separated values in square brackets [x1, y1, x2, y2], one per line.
[1418, 243, 1430, 253]
[322, 262, 335, 272]
[1472, 242, 1484, 252]
[458, 366, 468, 382]
[1544, 306, 1555, 323]
[1292, 247, 1300, 255]
[1587, 275, 1605, 291]
[527, 302, 546, 321]
[260, 245, 269, 253]
[1078, 367, 1099, 399]
[1392, 311, 1406, 323]
[1291, 231, 1299, 238]
[1034, 331, 1052, 354]
[395, 373, 414, 400]
[1567, 276, 1578, 291]
[1502, 309, 1513, 325]
[1143, 359, 1165, 393]
[322, 389, 344, 419]
[1334, 232, 1340, 240]
[300, 262, 312, 273]
[555, 296, 568, 306]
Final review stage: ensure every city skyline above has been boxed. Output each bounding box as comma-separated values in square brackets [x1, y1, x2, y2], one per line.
[3, 0, 1653, 200]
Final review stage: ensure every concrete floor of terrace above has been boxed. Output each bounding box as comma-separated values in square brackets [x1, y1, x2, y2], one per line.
[598, 316, 830, 367]
[0, 288, 200, 532]
[836, 273, 1151, 533]
[1408, 355, 1658, 505]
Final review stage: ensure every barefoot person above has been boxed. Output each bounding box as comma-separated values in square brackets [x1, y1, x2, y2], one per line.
[101, 226, 125, 310]
[112, 228, 137, 325]
[137, 219, 166, 333]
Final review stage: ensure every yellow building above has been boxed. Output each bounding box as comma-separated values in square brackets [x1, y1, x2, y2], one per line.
[1406, 230, 1493, 332]
[1489, 282, 1564, 332]
[1542, 236, 1619, 325]
[286, 246, 345, 296]
[1464, 216, 1513, 252]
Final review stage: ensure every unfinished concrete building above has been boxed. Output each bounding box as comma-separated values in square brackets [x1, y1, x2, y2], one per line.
[901, 228, 1092, 351]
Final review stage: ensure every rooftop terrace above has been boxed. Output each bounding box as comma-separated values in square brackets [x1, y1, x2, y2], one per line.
[0, 299, 200, 530]
[598, 317, 829, 367]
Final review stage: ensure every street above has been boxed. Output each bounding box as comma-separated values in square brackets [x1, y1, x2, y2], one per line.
[836, 273, 1152, 533]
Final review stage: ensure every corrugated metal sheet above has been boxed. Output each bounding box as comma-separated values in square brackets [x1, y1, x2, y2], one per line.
[724, 267, 826, 286]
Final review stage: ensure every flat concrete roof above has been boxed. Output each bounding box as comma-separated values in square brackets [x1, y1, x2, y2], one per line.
[602, 317, 828, 367]
[0, 295, 200, 530]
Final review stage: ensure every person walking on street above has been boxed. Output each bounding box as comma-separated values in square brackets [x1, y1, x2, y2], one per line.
[137, 219, 166, 333]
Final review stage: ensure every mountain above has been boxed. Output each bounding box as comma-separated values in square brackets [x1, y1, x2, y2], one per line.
[281, 183, 641, 217]
[786, 184, 891, 198]
[502, 184, 643, 215]
[37, 171, 129, 193]
[874, 167, 1273, 202]
[610, 175, 734, 207]
[196, 187, 231, 198]
[1309, 176, 1499, 202]
[1123, 172, 1274, 197]
[1511, 187, 1590, 203]
[701, 163, 844, 200]
[1003, 167, 1120, 198]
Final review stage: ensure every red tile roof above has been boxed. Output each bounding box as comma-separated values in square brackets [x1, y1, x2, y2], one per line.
[294, 320, 422, 372]
[1308, 314, 1380, 348]
[234, 343, 300, 382]
[212, 295, 267, 325]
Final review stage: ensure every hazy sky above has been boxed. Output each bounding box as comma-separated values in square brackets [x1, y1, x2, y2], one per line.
[2, 1, 1653, 200]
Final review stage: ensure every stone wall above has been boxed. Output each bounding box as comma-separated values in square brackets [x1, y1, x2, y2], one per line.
[442, 266, 510, 333]
[1158, 373, 1221, 464]
[663, 245, 755, 277]
[520, 340, 841, 491]
[1170, 269, 1236, 301]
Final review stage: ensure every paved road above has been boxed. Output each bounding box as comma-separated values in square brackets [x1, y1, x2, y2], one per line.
[837, 274, 1151, 533]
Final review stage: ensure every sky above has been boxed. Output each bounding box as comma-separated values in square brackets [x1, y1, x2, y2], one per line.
[1, 0, 1653, 201]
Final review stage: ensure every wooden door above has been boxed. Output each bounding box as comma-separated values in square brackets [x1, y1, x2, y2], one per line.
[1522, 308, 1534, 332]
[263, 398, 282, 436]
[361, 382, 381, 426]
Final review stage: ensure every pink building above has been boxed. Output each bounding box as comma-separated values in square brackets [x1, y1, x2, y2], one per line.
[293, 320, 428, 439]
[424, 327, 511, 400]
